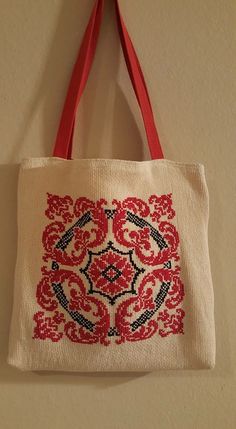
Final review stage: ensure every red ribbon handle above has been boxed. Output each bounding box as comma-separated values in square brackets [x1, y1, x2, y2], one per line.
[53, 0, 164, 160]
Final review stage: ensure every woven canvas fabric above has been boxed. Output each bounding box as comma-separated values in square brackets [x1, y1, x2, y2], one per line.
[7, 157, 215, 371]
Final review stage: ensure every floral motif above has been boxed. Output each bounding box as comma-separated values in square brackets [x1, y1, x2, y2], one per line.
[33, 193, 185, 345]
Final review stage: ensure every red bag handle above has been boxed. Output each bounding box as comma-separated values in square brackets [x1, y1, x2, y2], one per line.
[53, 0, 164, 160]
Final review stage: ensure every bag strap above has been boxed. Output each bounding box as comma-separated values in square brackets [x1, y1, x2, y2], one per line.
[52, 0, 164, 160]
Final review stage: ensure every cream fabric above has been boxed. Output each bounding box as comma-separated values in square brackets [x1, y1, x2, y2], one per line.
[7, 157, 215, 371]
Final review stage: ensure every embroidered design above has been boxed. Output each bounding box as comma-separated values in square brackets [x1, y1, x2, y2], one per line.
[33, 193, 185, 345]
[80, 241, 144, 305]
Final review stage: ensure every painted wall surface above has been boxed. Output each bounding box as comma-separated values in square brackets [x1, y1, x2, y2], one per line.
[0, 0, 235, 428]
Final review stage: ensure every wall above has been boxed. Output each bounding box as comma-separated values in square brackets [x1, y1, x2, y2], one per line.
[0, 0, 235, 428]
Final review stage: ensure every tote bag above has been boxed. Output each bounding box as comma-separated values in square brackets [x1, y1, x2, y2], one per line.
[8, 0, 215, 371]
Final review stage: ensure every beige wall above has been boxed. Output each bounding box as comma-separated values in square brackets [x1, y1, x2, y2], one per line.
[0, 0, 235, 428]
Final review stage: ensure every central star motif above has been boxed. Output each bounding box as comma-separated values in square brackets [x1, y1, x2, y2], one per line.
[80, 241, 145, 305]
[102, 265, 122, 282]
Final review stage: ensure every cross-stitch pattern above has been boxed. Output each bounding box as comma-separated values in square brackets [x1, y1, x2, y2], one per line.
[33, 193, 185, 345]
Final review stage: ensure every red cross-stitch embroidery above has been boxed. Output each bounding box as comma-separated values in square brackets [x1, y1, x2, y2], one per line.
[33, 193, 185, 345]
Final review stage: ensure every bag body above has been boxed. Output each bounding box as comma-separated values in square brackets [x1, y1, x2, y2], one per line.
[8, 0, 215, 371]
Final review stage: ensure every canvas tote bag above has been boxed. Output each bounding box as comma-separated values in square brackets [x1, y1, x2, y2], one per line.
[8, 0, 215, 371]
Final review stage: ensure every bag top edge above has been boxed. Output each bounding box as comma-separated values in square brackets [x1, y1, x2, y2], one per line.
[20, 157, 205, 172]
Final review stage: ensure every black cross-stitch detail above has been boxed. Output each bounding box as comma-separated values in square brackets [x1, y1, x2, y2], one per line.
[53, 283, 94, 332]
[131, 282, 170, 331]
[164, 260, 171, 269]
[56, 211, 91, 250]
[126, 211, 168, 250]
[80, 241, 145, 305]
[52, 261, 59, 270]
[102, 265, 122, 282]
[108, 326, 120, 337]
[105, 209, 116, 219]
